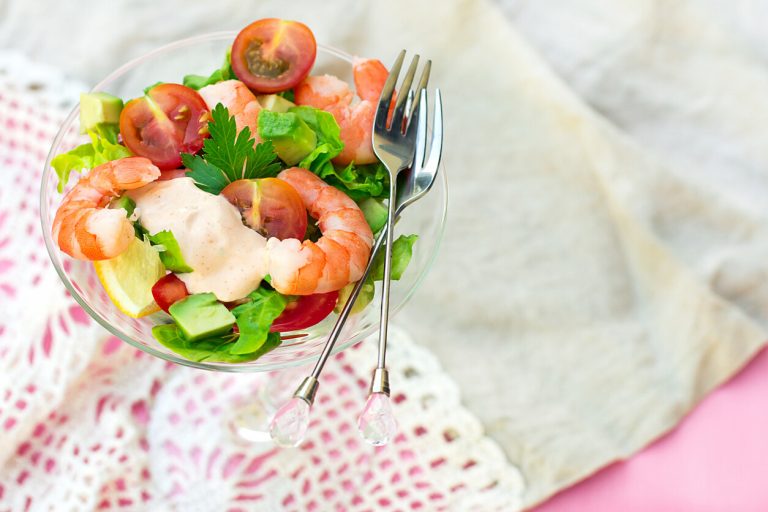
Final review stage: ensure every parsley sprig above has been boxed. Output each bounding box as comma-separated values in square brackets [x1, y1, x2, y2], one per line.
[182, 104, 282, 194]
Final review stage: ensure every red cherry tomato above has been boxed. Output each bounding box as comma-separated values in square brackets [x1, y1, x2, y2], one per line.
[221, 178, 307, 240]
[231, 18, 317, 93]
[151, 274, 189, 313]
[120, 83, 209, 170]
[270, 291, 338, 332]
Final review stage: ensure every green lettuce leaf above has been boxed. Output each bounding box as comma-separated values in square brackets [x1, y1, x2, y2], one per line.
[299, 142, 339, 177]
[148, 230, 193, 273]
[290, 106, 344, 147]
[143, 81, 165, 95]
[152, 324, 281, 363]
[292, 105, 344, 172]
[51, 124, 132, 192]
[317, 162, 389, 200]
[152, 324, 233, 362]
[51, 145, 97, 191]
[289, 105, 389, 200]
[208, 332, 281, 363]
[257, 110, 317, 165]
[182, 48, 235, 91]
[230, 288, 289, 355]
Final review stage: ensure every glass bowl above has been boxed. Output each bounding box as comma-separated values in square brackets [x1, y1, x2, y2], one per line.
[39, 32, 447, 372]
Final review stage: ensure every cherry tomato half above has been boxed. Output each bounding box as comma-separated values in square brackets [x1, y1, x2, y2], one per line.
[270, 291, 339, 332]
[120, 83, 209, 170]
[151, 274, 189, 313]
[221, 178, 307, 240]
[231, 18, 317, 94]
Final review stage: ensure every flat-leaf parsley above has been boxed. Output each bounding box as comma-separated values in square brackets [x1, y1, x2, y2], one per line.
[182, 104, 282, 194]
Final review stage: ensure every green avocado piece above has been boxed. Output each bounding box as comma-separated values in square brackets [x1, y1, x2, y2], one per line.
[110, 195, 136, 217]
[258, 111, 317, 166]
[334, 277, 376, 315]
[79, 92, 123, 134]
[257, 94, 296, 113]
[169, 293, 236, 342]
[357, 197, 389, 233]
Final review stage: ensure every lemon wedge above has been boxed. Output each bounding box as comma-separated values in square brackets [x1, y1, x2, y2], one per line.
[94, 237, 166, 318]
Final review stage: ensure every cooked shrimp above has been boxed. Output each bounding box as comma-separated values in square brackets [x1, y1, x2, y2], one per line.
[352, 58, 389, 102]
[267, 167, 373, 295]
[52, 157, 161, 260]
[198, 80, 262, 142]
[294, 58, 388, 166]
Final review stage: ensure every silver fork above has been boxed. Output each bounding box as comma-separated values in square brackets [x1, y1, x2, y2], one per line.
[357, 86, 443, 446]
[267, 52, 432, 448]
[356, 51, 432, 444]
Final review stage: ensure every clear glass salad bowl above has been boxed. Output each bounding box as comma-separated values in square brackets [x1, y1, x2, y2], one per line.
[39, 32, 447, 373]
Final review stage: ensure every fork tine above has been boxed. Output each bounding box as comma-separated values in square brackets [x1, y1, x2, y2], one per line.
[412, 88, 429, 172]
[408, 60, 431, 122]
[402, 88, 414, 126]
[390, 54, 420, 133]
[394, 91, 420, 213]
[393, 55, 419, 121]
[425, 88, 443, 173]
[374, 50, 406, 132]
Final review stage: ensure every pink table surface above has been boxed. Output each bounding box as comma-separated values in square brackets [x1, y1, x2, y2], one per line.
[533, 344, 768, 512]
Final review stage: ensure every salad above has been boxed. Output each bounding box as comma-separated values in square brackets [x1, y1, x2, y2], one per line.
[49, 18, 417, 364]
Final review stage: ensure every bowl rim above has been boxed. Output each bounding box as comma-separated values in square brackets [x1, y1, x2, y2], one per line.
[39, 31, 448, 373]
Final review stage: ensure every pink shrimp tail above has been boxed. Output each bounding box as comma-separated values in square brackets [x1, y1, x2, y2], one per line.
[294, 58, 389, 166]
[52, 157, 160, 260]
[352, 58, 388, 102]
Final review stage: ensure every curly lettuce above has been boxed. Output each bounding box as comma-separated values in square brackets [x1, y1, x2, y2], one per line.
[182, 48, 235, 91]
[152, 324, 281, 363]
[288, 105, 390, 200]
[51, 124, 132, 192]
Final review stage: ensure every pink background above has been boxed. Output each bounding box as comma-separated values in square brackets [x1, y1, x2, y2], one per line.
[534, 345, 768, 512]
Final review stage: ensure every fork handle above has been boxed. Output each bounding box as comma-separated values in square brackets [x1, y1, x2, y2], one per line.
[309, 215, 392, 379]
[375, 178, 399, 371]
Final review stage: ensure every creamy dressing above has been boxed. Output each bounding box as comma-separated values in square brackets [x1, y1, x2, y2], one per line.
[128, 178, 268, 302]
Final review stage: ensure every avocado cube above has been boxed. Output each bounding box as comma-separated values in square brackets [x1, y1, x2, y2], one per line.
[110, 195, 136, 217]
[80, 92, 124, 133]
[357, 197, 388, 233]
[169, 293, 236, 342]
[256, 94, 296, 113]
[258, 111, 317, 166]
[334, 278, 375, 315]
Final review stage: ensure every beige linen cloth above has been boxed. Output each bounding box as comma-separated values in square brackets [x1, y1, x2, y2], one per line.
[4, 0, 768, 506]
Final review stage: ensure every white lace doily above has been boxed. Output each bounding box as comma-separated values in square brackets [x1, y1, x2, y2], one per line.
[0, 51, 524, 511]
